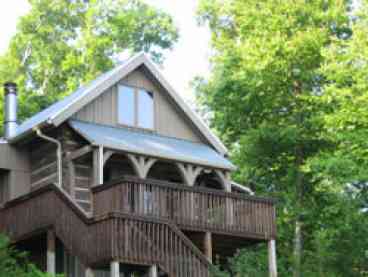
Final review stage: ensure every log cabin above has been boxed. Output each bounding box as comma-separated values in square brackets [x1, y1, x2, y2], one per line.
[0, 53, 277, 277]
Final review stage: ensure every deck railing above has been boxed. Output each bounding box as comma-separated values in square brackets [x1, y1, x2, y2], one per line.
[0, 184, 211, 276]
[92, 177, 276, 240]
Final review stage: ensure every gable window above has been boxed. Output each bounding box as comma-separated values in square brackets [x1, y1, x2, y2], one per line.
[118, 85, 154, 129]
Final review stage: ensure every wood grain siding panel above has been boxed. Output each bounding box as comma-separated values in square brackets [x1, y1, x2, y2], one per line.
[9, 170, 31, 199]
[0, 170, 9, 204]
[0, 144, 31, 200]
[0, 143, 30, 171]
[73, 86, 117, 126]
[72, 68, 206, 143]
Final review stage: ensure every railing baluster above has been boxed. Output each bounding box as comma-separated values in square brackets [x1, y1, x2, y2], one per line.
[92, 178, 276, 240]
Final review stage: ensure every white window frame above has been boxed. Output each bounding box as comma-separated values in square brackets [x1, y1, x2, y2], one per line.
[117, 85, 155, 130]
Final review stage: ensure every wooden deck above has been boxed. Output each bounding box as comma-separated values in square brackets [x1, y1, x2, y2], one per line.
[0, 185, 211, 276]
[0, 178, 276, 276]
[93, 177, 276, 240]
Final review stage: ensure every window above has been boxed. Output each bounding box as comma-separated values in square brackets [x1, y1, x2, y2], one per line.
[138, 89, 154, 129]
[118, 85, 154, 129]
[118, 86, 135, 126]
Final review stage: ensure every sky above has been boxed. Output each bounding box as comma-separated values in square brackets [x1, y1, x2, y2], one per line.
[0, 0, 211, 101]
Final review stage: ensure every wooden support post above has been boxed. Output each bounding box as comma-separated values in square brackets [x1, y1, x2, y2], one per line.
[204, 232, 213, 263]
[268, 239, 277, 277]
[68, 161, 76, 199]
[110, 261, 120, 277]
[85, 268, 95, 277]
[93, 146, 104, 186]
[149, 264, 158, 277]
[47, 230, 56, 275]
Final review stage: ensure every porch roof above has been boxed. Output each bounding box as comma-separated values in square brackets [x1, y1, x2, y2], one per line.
[69, 120, 236, 171]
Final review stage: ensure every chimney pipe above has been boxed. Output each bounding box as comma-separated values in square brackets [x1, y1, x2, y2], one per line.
[4, 82, 18, 139]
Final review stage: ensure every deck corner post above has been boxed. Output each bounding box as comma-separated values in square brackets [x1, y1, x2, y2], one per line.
[149, 264, 158, 277]
[268, 239, 277, 277]
[110, 261, 120, 277]
[85, 267, 95, 277]
[47, 230, 56, 275]
[93, 146, 104, 186]
[204, 231, 213, 263]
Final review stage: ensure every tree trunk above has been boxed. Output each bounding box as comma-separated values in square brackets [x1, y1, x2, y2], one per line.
[293, 81, 304, 277]
[293, 217, 302, 277]
[293, 152, 304, 277]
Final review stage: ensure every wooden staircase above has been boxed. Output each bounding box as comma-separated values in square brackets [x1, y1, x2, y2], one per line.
[0, 184, 211, 277]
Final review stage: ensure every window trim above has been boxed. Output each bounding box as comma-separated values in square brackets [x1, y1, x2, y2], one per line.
[117, 84, 155, 131]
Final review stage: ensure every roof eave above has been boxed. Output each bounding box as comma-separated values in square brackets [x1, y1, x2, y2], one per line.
[8, 120, 52, 144]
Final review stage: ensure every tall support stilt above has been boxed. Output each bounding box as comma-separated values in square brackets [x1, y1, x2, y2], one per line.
[204, 231, 213, 263]
[85, 268, 95, 277]
[149, 264, 158, 277]
[47, 230, 56, 275]
[110, 261, 120, 277]
[268, 239, 277, 277]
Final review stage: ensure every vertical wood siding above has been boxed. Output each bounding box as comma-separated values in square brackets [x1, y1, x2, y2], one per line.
[0, 143, 31, 200]
[0, 143, 29, 171]
[0, 170, 9, 204]
[72, 68, 206, 143]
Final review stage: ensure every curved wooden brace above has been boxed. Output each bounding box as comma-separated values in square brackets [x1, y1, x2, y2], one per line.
[126, 154, 144, 178]
[176, 163, 204, 186]
[126, 154, 157, 179]
[103, 150, 114, 165]
[141, 157, 157, 179]
[214, 170, 232, 192]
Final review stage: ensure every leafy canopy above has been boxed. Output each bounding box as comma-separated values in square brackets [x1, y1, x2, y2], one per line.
[197, 0, 368, 276]
[0, 0, 178, 132]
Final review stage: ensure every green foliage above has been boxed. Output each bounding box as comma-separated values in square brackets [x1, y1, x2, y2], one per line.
[0, 0, 178, 134]
[197, 0, 368, 275]
[0, 233, 56, 277]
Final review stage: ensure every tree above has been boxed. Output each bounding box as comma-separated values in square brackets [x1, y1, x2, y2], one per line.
[196, 0, 357, 276]
[0, 233, 54, 277]
[0, 0, 178, 133]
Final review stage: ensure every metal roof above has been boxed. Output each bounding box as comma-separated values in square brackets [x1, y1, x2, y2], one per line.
[9, 52, 228, 155]
[13, 56, 135, 142]
[69, 120, 236, 171]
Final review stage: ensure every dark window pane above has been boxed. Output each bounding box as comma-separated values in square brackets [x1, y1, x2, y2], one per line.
[138, 89, 154, 129]
[118, 86, 135, 126]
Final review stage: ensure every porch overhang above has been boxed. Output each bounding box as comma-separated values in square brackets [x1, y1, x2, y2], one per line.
[68, 120, 236, 171]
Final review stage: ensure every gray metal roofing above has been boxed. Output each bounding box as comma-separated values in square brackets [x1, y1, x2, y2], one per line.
[69, 120, 236, 171]
[9, 52, 228, 155]
[14, 63, 126, 139]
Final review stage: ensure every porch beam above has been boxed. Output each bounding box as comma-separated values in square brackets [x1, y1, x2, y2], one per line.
[47, 230, 56, 275]
[65, 145, 93, 162]
[110, 261, 120, 277]
[268, 239, 277, 277]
